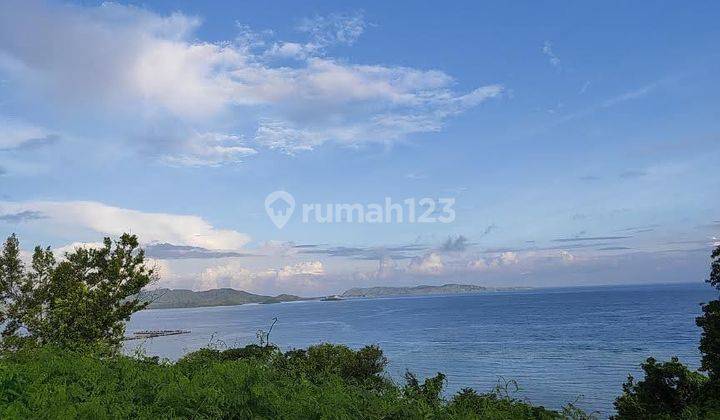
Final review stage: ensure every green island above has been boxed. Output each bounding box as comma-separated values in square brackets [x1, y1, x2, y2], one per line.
[138, 283, 529, 310]
[341, 283, 531, 298]
[1, 233, 719, 419]
[139, 288, 309, 309]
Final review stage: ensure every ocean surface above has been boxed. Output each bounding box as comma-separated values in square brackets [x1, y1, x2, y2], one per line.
[125, 282, 716, 417]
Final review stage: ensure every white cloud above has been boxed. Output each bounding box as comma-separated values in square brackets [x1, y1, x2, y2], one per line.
[0, 200, 250, 250]
[52, 241, 105, 256]
[264, 12, 366, 60]
[199, 260, 325, 294]
[500, 251, 519, 265]
[466, 251, 519, 272]
[560, 250, 575, 263]
[265, 42, 316, 60]
[0, 2, 502, 160]
[548, 80, 663, 128]
[254, 82, 503, 153]
[467, 258, 489, 271]
[200, 262, 255, 291]
[278, 261, 325, 277]
[377, 256, 399, 278]
[601, 82, 658, 108]
[408, 252, 444, 275]
[161, 132, 257, 167]
[146, 258, 175, 288]
[0, 118, 56, 150]
[541, 41, 561, 68]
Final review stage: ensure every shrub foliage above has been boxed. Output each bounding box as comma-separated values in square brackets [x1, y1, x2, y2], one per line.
[0, 343, 568, 419]
[612, 245, 720, 419]
[0, 234, 153, 350]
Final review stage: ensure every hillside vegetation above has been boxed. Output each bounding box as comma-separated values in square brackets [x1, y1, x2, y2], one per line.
[139, 288, 308, 309]
[341, 283, 527, 298]
[0, 343, 582, 419]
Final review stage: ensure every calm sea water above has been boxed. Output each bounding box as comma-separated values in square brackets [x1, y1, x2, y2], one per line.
[125, 282, 716, 417]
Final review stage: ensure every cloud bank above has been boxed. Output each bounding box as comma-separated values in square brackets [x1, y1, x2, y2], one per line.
[0, 1, 502, 163]
[0, 200, 250, 250]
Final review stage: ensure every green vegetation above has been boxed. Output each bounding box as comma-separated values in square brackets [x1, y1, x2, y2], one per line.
[0, 343, 581, 419]
[1, 233, 720, 418]
[0, 233, 152, 350]
[341, 283, 528, 298]
[139, 288, 308, 309]
[612, 245, 720, 419]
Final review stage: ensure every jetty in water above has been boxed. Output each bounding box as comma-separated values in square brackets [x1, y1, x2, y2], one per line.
[124, 329, 190, 340]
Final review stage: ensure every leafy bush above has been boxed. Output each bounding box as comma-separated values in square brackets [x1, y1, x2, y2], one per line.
[613, 357, 709, 419]
[698, 297, 720, 382]
[0, 344, 569, 419]
[612, 245, 720, 419]
[0, 234, 153, 351]
[278, 343, 387, 386]
[403, 371, 446, 407]
[447, 388, 560, 419]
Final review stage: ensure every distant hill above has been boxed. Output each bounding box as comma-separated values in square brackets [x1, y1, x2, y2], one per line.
[139, 288, 310, 309]
[341, 283, 528, 298]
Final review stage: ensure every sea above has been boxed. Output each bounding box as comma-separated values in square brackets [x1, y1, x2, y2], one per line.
[124, 282, 716, 417]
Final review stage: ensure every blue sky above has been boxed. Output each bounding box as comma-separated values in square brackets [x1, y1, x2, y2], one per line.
[0, 0, 718, 295]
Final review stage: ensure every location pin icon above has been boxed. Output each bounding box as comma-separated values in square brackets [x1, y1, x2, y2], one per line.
[265, 190, 295, 229]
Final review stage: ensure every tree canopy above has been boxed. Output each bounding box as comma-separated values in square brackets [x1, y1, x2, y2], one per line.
[613, 245, 720, 419]
[0, 233, 154, 350]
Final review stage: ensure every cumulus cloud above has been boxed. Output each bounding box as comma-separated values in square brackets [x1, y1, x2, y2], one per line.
[199, 262, 254, 291]
[0, 1, 502, 161]
[560, 250, 575, 263]
[408, 252, 444, 275]
[0, 200, 250, 250]
[466, 258, 489, 271]
[466, 251, 519, 271]
[146, 258, 174, 287]
[199, 260, 325, 294]
[277, 260, 325, 277]
[500, 251, 519, 265]
[51, 241, 105, 256]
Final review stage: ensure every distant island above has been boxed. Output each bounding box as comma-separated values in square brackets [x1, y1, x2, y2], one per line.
[137, 283, 530, 309]
[139, 288, 310, 309]
[341, 283, 529, 298]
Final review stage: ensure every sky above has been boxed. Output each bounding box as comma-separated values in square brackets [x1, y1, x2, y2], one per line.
[0, 0, 718, 296]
